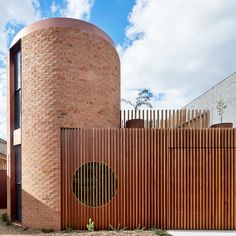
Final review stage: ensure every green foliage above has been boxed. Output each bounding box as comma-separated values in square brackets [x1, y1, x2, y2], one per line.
[1, 213, 11, 225]
[86, 218, 94, 231]
[121, 88, 153, 112]
[41, 228, 54, 233]
[135, 224, 145, 231]
[65, 226, 73, 233]
[109, 224, 126, 231]
[153, 228, 171, 236]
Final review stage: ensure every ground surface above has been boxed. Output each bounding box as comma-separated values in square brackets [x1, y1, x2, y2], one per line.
[0, 209, 156, 235]
[1, 210, 236, 236]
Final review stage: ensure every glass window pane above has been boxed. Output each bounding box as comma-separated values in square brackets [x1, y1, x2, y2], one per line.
[15, 184, 22, 221]
[14, 50, 21, 91]
[15, 145, 21, 185]
[15, 90, 21, 129]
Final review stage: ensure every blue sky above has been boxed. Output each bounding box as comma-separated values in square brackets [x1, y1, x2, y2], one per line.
[1, 0, 236, 139]
[39, 0, 136, 45]
[4, 0, 135, 48]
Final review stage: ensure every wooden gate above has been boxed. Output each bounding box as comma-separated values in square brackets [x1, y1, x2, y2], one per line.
[61, 128, 236, 230]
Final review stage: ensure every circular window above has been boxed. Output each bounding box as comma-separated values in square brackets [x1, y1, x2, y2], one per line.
[73, 162, 117, 207]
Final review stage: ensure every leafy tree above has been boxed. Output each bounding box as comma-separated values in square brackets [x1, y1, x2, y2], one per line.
[216, 97, 227, 123]
[121, 89, 153, 113]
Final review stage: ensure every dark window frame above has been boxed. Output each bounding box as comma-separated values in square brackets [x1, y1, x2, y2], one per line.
[13, 48, 22, 129]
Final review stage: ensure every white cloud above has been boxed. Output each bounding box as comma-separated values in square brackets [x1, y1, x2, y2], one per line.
[62, 0, 95, 20]
[0, 0, 96, 139]
[0, 67, 6, 139]
[51, 1, 59, 14]
[0, 0, 41, 139]
[0, 0, 41, 53]
[120, 0, 236, 109]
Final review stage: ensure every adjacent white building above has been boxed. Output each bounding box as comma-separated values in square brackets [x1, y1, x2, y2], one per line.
[0, 138, 6, 170]
[184, 72, 236, 127]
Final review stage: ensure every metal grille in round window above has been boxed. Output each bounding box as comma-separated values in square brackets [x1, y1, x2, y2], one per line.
[73, 162, 117, 207]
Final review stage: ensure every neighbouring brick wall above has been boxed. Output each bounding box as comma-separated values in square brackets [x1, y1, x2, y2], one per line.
[0, 157, 6, 170]
[21, 27, 120, 229]
[184, 73, 236, 127]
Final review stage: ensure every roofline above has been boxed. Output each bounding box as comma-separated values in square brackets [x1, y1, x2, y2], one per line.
[184, 72, 236, 108]
[0, 138, 6, 144]
[11, 17, 115, 49]
[0, 154, 6, 160]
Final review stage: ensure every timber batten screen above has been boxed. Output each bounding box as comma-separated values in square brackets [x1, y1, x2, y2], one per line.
[61, 128, 236, 230]
[120, 109, 210, 128]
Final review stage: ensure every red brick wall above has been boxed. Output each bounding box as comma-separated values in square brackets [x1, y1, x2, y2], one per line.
[20, 27, 120, 229]
[0, 170, 7, 209]
[0, 158, 6, 170]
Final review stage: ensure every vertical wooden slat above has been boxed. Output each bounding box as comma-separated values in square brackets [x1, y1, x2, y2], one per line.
[172, 110, 175, 128]
[168, 110, 171, 129]
[65, 129, 68, 227]
[72, 129, 76, 227]
[173, 129, 177, 228]
[164, 110, 167, 128]
[234, 129, 236, 229]
[203, 129, 206, 229]
[134, 128, 138, 228]
[153, 110, 156, 128]
[183, 129, 186, 229]
[180, 110, 183, 129]
[230, 129, 234, 228]
[150, 110, 153, 128]
[75, 129, 78, 229]
[196, 128, 199, 228]
[156, 129, 160, 227]
[153, 128, 157, 227]
[213, 128, 216, 229]
[226, 129, 230, 229]
[157, 110, 159, 128]
[199, 129, 203, 229]
[161, 110, 164, 128]
[147, 129, 151, 228]
[163, 129, 167, 228]
[138, 128, 142, 227]
[166, 128, 170, 228]
[141, 128, 145, 226]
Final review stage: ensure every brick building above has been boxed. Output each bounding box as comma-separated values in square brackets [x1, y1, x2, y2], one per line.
[7, 18, 120, 229]
[7, 17, 236, 232]
[184, 72, 236, 127]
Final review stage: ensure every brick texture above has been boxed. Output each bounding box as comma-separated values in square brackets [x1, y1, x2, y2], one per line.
[20, 27, 120, 229]
[184, 73, 236, 126]
[0, 158, 6, 170]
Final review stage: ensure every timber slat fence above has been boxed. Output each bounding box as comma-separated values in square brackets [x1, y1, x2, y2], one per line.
[120, 109, 210, 128]
[61, 128, 236, 230]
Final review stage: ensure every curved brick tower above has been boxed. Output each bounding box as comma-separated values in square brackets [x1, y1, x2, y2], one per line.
[7, 18, 120, 229]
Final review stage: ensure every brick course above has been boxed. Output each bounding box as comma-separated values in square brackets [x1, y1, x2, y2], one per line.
[20, 26, 120, 229]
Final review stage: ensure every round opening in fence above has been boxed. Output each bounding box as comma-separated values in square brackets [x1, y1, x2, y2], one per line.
[73, 162, 117, 207]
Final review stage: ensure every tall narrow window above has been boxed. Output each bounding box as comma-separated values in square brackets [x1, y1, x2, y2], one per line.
[14, 50, 21, 129]
[13, 47, 22, 221]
